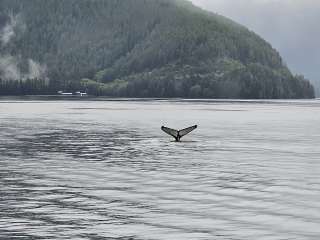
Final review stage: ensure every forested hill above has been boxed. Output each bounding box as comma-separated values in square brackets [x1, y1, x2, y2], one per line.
[0, 0, 315, 98]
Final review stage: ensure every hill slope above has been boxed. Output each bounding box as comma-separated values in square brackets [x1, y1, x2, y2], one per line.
[0, 0, 314, 98]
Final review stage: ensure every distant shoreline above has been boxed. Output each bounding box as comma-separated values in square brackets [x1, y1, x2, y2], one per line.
[0, 95, 318, 103]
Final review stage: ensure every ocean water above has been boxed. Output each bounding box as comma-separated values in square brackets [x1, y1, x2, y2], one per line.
[0, 98, 319, 240]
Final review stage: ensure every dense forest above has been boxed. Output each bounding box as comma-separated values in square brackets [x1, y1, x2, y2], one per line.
[0, 0, 315, 98]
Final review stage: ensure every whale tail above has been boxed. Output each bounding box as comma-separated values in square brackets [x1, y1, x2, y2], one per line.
[161, 125, 197, 142]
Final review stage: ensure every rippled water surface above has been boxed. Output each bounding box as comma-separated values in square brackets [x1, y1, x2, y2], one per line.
[1, 98, 320, 240]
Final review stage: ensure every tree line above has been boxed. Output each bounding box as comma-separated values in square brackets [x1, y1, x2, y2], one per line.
[0, 0, 315, 98]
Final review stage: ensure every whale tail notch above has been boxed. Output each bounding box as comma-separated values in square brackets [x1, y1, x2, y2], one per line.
[161, 125, 197, 142]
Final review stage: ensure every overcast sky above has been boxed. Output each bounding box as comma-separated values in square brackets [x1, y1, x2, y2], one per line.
[190, 0, 320, 85]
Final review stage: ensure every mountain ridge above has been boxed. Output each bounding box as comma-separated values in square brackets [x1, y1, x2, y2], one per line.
[0, 0, 315, 98]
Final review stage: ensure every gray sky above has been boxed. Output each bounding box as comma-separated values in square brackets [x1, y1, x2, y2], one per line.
[190, 0, 320, 86]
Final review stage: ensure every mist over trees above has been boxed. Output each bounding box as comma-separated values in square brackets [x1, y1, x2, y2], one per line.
[0, 0, 315, 98]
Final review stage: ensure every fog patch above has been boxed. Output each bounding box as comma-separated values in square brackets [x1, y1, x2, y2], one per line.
[0, 14, 22, 46]
[0, 55, 47, 81]
[0, 55, 20, 80]
[28, 59, 47, 79]
[0, 14, 47, 81]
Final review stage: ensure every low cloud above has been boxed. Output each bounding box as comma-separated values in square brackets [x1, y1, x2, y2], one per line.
[0, 55, 47, 80]
[0, 55, 21, 80]
[0, 14, 20, 45]
[28, 59, 47, 80]
[0, 14, 47, 81]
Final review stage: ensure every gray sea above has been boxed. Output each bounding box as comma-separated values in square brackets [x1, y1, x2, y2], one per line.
[0, 98, 320, 240]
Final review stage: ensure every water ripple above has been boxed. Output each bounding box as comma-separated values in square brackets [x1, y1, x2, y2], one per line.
[1, 100, 320, 239]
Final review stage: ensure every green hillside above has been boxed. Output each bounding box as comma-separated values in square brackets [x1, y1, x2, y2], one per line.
[0, 0, 314, 98]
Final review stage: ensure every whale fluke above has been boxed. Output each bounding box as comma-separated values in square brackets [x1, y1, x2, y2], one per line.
[161, 125, 197, 142]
